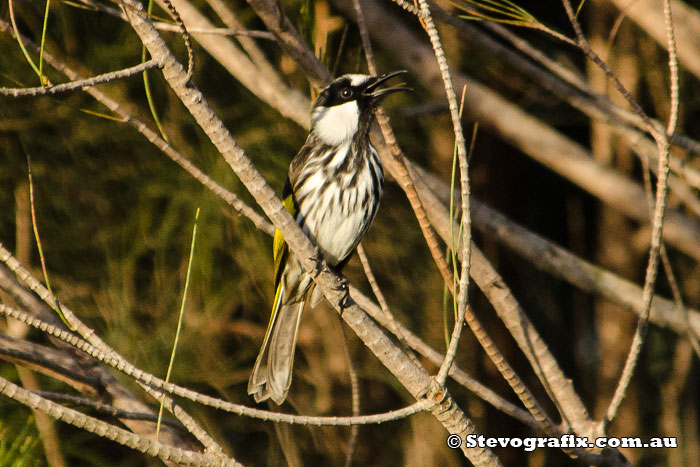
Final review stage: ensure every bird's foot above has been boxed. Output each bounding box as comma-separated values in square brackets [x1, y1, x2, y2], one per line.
[307, 246, 325, 278]
[332, 276, 350, 311]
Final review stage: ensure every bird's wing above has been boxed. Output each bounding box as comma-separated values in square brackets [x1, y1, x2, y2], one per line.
[272, 176, 297, 289]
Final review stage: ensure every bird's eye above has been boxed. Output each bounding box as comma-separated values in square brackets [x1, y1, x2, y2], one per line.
[340, 88, 353, 99]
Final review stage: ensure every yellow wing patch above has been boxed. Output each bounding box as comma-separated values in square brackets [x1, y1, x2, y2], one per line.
[272, 193, 298, 288]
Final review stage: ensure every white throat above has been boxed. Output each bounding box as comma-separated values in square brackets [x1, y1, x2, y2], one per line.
[312, 100, 360, 146]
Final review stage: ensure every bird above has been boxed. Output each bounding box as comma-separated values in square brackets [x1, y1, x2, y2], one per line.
[247, 71, 409, 404]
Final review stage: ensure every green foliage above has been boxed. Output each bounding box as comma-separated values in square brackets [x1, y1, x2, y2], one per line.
[0, 367, 43, 467]
[453, 0, 538, 27]
[0, 410, 44, 467]
[298, 0, 316, 49]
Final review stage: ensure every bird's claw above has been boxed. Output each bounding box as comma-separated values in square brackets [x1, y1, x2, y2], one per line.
[308, 247, 324, 278]
[333, 277, 350, 311]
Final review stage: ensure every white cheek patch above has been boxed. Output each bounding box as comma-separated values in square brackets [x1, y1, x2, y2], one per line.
[312, 101, 360, 145]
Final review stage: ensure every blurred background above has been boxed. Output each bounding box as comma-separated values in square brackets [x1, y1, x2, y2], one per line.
[1, 0, 700, 465]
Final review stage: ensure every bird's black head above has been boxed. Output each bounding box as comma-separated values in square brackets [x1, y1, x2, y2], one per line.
[311, 71, 409, 145]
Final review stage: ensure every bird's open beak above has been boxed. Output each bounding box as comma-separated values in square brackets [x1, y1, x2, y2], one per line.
[363, 70, 411, 102]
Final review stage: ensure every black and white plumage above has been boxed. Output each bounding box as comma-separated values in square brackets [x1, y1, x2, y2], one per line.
[247, 71, 408, 404]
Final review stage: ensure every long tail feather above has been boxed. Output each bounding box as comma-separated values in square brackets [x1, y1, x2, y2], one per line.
[267, 300, 305, 404]
[248, 282, 285, 402]
[248, 282, 305, 404]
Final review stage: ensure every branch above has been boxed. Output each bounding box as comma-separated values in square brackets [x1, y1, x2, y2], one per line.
[77, 0, 275, 38]
[560, 0, 671, 429]
[406, 167, 601, 437]
[157, 0, 311, 127]
[0, 375, 241, 467]
[31, 391, 186, 431]
[0, 333, 101, 396]
[350, 287, 621, 465]
[0, 60, 160, 97]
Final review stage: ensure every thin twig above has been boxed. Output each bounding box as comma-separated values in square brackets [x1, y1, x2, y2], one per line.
[26, 154, 70, 328]
[1, 60, 160, 97]
[356, 244, 421, 367]
[339, 322, 360, 467]
[31, 390, 185, 430]
[352, 0, 454, 351]
[38, 0, 51, 82]
[8, 0, 48, 85]
[663, 0, 680, 137]
[631, 70, 700, 358]
[616, 0, 700, 360]
[141, 0, 170, 143]
[158, 0, 195, 81]
[561, 0, 664, 145]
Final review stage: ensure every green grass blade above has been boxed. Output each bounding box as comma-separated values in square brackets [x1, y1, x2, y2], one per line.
[456, 0, 538, 25]
[8, 0, 46, 85]
[156, 207, 200, 439]
[444, 86, 468, 348]
[39, 0, 51, 84]
[78, 108, 124, 121]
[142, 0, 169, 143]
[26, 154, 70, 328]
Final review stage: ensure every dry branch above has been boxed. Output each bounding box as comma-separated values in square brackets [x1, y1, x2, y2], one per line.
[0, 60, 160, 97]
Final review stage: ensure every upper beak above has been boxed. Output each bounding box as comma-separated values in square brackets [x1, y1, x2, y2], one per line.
[363, 70, 411, 101]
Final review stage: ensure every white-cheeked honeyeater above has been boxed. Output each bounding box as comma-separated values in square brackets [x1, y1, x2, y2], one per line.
[248, 71, 409, 404]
